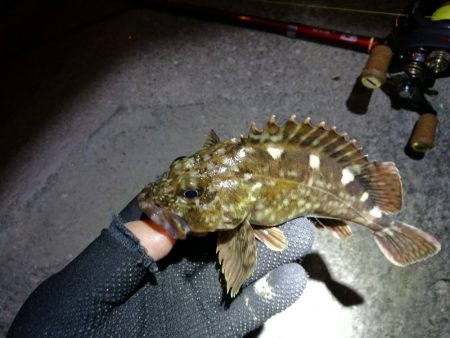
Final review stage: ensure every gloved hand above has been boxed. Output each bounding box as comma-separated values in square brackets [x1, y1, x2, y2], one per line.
[8, 198, 314, 338]
[118, 197, 315, 337]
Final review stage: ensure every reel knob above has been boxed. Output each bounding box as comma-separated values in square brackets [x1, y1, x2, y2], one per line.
[409, 113, 439, 153]
[360, 45, 393, 89]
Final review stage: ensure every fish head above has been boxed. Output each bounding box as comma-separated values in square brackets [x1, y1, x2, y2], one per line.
[138, 147, 259, 239]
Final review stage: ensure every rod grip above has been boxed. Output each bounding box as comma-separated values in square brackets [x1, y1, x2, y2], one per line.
[410, 113, 438, 153]
[360, 45, 393, 89]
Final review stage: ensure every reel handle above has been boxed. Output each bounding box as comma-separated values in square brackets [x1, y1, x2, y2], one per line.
[360, 45, 393, 89]
[409, 113, 438, 153]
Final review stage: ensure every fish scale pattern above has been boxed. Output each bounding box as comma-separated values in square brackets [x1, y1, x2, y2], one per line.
[8, 202, 313, 338]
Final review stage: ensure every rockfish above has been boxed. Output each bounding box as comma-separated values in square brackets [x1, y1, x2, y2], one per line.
[138, 115, 441, 297]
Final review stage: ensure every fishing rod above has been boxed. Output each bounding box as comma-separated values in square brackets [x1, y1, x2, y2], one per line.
[136, 0, 450, 158]
[136, 0, 382, 52]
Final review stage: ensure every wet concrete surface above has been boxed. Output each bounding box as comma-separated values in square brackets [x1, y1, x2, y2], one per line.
[1, 0, 449, 336]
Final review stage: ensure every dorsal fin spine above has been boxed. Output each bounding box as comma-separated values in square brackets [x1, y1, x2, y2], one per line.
[338, 149, 367, 166]
[332, 140, 357, 160]
[315, 130, 339, 151]
[247, 116, 370, 169]
[311, 128, 331, 146]
[203, 129, 221, 148]
[286, 124, 301, 141]
[329, 136, 350, 154]
[335, 146, 360, 162]
[298, 126, 316, 144]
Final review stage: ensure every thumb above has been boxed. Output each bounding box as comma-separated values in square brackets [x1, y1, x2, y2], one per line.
[226, 263, 308, 336]
[124, 220, 176, 261]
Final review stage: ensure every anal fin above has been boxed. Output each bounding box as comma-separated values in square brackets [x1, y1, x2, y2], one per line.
[310, 218, 352, 239]
[254, 227, 288, 251]
[217, 219, 256, 297]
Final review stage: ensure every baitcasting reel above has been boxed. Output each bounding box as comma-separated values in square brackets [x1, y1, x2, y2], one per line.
[353, 0, 450, 157]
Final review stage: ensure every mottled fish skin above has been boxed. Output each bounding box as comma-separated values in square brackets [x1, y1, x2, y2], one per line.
[139, 139, 260, 236]
[139, 115, 441, 296]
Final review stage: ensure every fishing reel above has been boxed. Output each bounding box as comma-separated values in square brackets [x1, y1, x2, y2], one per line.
[349, 0, 450, 157]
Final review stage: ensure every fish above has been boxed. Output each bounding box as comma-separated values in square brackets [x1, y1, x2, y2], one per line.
[138, 115, 441, 297]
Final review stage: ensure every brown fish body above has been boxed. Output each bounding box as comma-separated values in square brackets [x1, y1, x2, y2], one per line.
[139, 115, 441, 297]
[194, 125, 394, 233]
[237, 143, 377, 228]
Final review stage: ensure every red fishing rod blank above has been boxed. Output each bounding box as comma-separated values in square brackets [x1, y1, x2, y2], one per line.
[143, 0, 381, 53]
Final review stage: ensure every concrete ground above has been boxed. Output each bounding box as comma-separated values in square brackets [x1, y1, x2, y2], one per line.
[0, 0, 448, 336]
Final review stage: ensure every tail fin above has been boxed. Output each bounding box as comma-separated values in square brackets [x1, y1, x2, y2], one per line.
[374, 221, 441, 266]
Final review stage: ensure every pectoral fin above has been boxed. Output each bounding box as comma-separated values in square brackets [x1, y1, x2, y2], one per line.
[310, 218, 352, 239]
[254, 227, 288, 251]
[217, 219, 256, 297]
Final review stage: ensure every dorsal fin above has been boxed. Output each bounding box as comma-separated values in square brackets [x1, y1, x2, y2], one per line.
[246, 115, 368, 167]
[203, 129, 220, 148]
[246, 115, 403, 213]
[358, 162, 403, 214]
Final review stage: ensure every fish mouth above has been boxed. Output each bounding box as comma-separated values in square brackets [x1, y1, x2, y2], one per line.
[138, 197, 191, 239]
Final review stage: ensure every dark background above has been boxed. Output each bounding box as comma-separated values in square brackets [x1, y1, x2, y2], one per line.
[1, 1, 448, 336]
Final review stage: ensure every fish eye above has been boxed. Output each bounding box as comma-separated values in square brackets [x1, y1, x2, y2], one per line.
[181, 188, 203, 199]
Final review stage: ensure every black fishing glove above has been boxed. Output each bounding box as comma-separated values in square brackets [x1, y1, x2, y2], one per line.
[8, 198, 314, 337]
